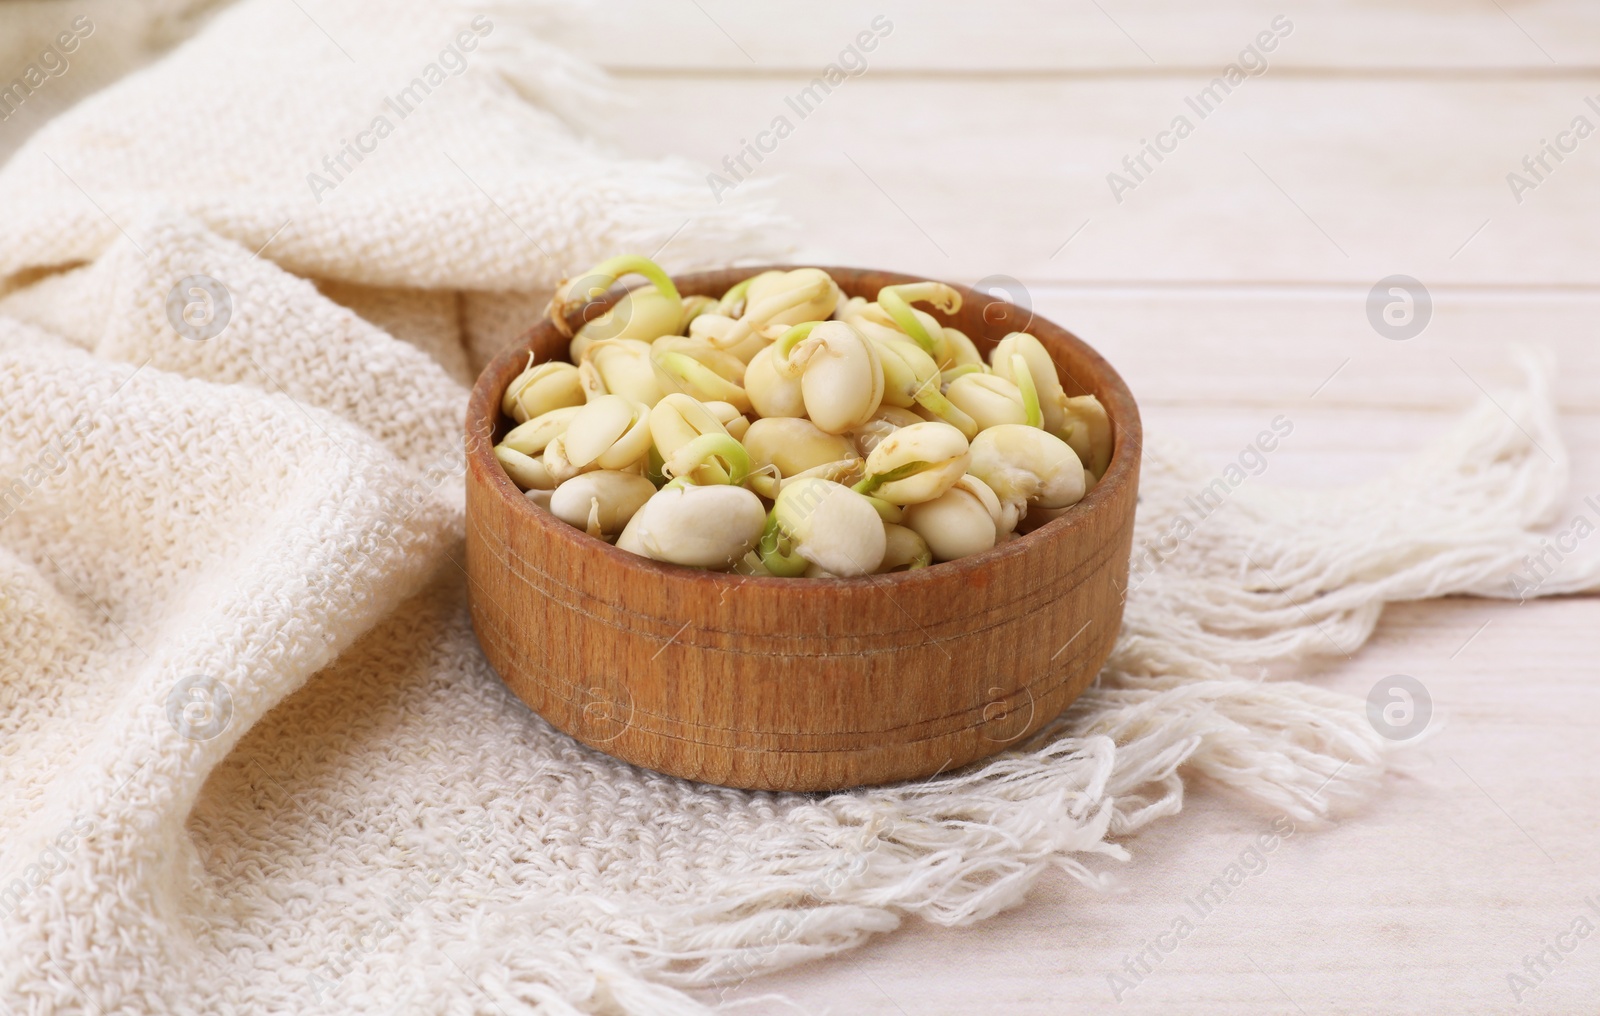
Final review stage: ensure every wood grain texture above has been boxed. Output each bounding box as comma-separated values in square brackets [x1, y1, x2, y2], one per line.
[559, 0, 1600, 72]
[465, 267, 1141, 791]
[590, 75, 1600, 288]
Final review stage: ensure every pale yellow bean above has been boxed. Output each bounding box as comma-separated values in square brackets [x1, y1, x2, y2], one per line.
[941, 327, 984, 368]
[648, 393, 729, 462]
[494, 445, 555, 492]
[742, 417, 858, 477]
[878, 523, 933, 572]
[946, 372, 1028, 431]
[860, 421, 970, 505]
[689, 311, 767, 364]
[746, 268, 841, 328]
[678, 294, 719, 332]
[563, 395, 652, 470]
[773, 478, 887, 577]
[651, 349, 751, 413]
[990, 333, 1066, 433]
[848, 405, 925, 457]
[902, 475, 1004, 561]
[499, 405, 581, 457]
[541, 434, 584, 484]
[1058, 394, 1113, 479]
[568, 286, 685, 360]
[583, 339, 664, 406]
[712, 269, 841, 351]
[650, 335, 747, 385]
[744, 344, 807, 419]
[616, 484, 767, 569]
[701, 400, 750, 440]
[777, 321, 884, 434]
[968, 424, 1086, 512]
[549, 471, 657, 537]
[501, 361, 584, 423]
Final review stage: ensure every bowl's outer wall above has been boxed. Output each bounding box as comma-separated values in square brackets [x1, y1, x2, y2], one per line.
[465, 267, 1141, 791]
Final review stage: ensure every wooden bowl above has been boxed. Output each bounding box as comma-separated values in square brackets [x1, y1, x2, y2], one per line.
[465, 267, 1140, 791]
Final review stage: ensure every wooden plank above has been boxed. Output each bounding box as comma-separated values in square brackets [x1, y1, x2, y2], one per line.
[1027, 288, 1600, 413]
[563, 1, 1600, 72]
[1029, 289, 1600, 518]
[618, 76, 1600, 287]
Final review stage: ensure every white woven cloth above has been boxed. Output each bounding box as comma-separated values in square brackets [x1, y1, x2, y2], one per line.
[2, 3, 1596, 1013]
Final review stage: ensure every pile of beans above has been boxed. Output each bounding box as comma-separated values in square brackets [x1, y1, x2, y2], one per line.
[494, 257, 1110, 576]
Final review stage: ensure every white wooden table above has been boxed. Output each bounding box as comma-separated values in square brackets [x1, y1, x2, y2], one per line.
[562, 4, 1600, 1012]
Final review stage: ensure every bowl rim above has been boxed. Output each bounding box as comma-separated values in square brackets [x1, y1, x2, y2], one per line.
[466, 265, 1141, 589]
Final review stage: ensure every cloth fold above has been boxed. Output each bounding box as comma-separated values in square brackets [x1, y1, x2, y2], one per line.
[1, 1, 1595, 1013]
